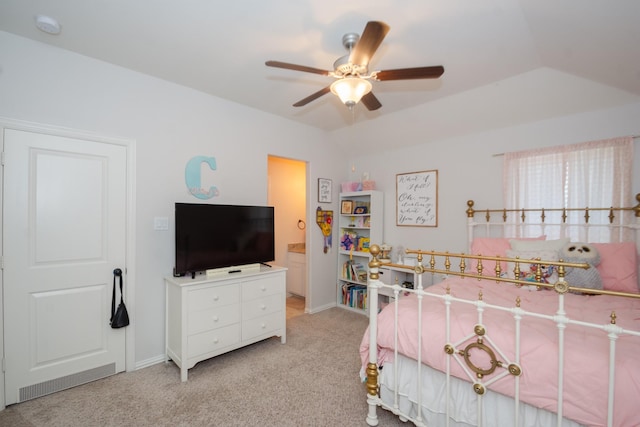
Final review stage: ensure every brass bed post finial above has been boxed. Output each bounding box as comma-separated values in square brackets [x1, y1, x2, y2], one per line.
[369, 244, 381, 280]
[562, 207, 567, 223]
[466, 200, 475, 218]
[540, 208, 546, 223]
[608, 207, 615, 224]
[634, 193, 640, 218]
[584, 207, 590, 224]
[520, 208, 526, 223]
[485, 209, 490, 222]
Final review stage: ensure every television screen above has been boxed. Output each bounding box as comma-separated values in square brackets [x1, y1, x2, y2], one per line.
[174, 203, 275, 276]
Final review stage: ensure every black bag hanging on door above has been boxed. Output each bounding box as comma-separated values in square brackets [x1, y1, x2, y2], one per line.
[111, 268, 130, 328]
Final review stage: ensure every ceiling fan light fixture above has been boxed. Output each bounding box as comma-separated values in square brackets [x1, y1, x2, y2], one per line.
[330, 77, 372, 107]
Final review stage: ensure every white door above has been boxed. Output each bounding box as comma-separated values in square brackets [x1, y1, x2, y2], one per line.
[3, 128, 127, 404]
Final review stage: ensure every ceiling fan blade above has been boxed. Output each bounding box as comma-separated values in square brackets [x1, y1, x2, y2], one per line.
[349, 21, 390, 67]
[293, 86, 331, 107]
[361, 92, 382, 111]
[374, 65, 445, 81]
[265, 60, 331, 76]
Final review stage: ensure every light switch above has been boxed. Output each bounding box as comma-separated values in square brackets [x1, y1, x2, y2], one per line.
[154, 217, 169, 231]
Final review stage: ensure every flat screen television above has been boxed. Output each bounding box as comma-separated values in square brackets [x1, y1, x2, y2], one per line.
[174, 203, 275, 277]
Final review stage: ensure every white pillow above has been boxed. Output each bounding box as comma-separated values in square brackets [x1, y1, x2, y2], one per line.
[509, 237, 570, 252]
[506, 249, 560, 284]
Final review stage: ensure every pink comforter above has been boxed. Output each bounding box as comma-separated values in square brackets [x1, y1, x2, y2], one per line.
[360, 278, 640, 427]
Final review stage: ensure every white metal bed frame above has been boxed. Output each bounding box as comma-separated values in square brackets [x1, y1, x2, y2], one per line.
[365, 195, 640, 427]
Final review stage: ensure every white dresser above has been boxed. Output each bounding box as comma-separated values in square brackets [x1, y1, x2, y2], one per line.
[165, 265, 286, 381]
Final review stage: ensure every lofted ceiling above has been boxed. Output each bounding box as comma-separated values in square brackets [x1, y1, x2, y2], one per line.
[1, 0, 639, 133]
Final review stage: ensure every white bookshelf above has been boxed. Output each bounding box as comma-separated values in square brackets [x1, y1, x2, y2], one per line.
[336, 190, 383, 314]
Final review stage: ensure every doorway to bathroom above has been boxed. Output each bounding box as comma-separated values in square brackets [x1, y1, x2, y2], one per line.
[267, 156, 307, 318]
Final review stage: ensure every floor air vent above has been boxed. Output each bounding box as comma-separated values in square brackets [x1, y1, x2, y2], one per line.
[19, 363, 116, 402]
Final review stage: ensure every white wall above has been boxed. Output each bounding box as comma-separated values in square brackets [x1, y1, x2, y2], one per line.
[337, 101, 640, 256]
[0, 31, 346, 366]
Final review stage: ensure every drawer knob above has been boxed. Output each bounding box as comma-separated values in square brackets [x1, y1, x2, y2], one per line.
[213, 338, 219, 344]
[213, 295, 219, 301]
[261, 323, 266, 329]
[261, 286, 266, 291]
[212, 316, 219, 322]
[261, 304, 266, 310]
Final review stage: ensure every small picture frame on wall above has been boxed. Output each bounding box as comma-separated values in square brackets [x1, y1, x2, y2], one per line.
[318, 178, 332, 203]
[341, 200, 354, 214]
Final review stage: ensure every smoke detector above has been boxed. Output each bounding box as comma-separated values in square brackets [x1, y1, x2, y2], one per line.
[35, 14, 61, 35]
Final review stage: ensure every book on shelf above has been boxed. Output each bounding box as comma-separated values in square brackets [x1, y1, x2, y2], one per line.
[342, 260, 352, 280]
[342, 261, 367, 282]
[353, 263, 367, 282]
[340, 283, 367, 310]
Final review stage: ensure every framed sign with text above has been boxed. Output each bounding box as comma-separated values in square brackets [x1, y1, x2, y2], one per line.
[396, 170, 438, 227]
[318, 178, 332, 203]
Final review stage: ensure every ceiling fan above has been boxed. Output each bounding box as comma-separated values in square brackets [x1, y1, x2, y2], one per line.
[265, 21, 444, 111]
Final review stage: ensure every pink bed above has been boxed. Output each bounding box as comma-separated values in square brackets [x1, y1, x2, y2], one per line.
[361, 196, 640, 427]
[361, 277, 640, 426]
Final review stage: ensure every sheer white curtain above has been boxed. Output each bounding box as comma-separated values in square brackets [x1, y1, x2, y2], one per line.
[503, 137, 633, 241]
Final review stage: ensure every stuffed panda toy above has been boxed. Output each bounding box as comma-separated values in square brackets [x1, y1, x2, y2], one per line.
[559, 242, 602, 291]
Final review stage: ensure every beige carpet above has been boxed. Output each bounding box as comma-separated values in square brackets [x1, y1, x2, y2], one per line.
[0, 306, 406, 427]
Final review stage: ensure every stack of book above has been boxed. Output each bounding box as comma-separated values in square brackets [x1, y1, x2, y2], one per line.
[342, 260, 367, 283]
[340, 283, 367, 310]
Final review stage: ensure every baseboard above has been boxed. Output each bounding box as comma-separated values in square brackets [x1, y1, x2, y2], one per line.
[134, 354, 167, 370]
[307, 302, 336, 314]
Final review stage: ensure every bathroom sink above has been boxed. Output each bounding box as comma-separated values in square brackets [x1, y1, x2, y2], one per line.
[287, 243, 305, 254]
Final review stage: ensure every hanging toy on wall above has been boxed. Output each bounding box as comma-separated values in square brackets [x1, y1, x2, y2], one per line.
[316, 206, 333, 254]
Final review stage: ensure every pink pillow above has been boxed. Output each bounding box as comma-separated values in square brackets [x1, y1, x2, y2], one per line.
[470, 236, 545, 275]
[592, 242, 639, 293]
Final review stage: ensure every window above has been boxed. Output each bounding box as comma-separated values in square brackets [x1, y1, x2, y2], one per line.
[503, 137, 633, 242]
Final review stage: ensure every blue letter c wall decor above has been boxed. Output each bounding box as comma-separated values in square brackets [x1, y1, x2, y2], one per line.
[185, 156, 219, 199]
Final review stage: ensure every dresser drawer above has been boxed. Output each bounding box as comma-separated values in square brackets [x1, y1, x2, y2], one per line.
[188, 304, 241, 335]
[241, 275, 283, 301]
[242, 293, 282, 321]
[188, 323, 241, 357]
[242, 311, 282, 341]
[187, 284, 240, 312]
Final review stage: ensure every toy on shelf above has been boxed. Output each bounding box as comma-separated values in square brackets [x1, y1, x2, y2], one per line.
[379, 244, 392, 263]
